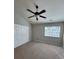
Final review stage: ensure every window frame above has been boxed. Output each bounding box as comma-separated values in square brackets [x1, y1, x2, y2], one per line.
[44, 26, 61, 38]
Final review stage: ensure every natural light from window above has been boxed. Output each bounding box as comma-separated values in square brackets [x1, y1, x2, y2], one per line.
[44, 26, 60, 37]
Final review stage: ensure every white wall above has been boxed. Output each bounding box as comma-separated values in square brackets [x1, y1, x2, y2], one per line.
[14, 13, 32, 48]
[32, 22, 64, 47]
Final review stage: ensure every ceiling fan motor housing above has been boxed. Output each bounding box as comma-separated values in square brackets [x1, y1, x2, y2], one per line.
[35, 12, 39, 15]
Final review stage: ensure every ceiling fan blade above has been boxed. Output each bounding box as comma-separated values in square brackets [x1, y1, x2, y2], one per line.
[34, 4, 38, 12]
[39, 15, 46, 18]
[35, 5, 38, 9]
[34, 3, 38, 9]
[36, 17, 38, 20]
[27, 9, 35, 14]
[39, 9, 46, 14]
[28, 15, 35, 18]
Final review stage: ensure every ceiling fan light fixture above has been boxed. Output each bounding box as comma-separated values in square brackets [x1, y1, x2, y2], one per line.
[27, 4, 46, 21]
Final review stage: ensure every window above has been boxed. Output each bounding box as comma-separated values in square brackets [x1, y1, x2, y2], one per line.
[44, 26, 60, 37]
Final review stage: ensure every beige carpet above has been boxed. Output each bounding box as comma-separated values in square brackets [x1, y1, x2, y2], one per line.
[14, 42, 64, 59]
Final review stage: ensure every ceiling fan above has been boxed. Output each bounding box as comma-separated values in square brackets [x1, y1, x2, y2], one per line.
[27, 4, 46, 20]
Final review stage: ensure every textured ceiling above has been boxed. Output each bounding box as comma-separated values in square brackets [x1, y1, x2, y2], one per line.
[15, 0, 64, 24]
